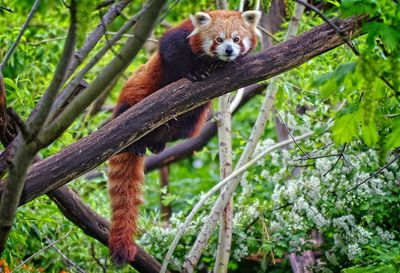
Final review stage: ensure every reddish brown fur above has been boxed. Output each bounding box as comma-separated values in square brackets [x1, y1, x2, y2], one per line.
[108, 54, 164, 266]
[117, 53, 163, 106]
[107, 10, 259, 266]
[108, 153, 144, 265]
[189, 10, 258, 55]
[190, 101, 211, 137]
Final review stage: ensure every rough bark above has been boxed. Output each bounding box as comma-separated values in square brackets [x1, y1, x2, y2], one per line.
[0, 16, 365, 207]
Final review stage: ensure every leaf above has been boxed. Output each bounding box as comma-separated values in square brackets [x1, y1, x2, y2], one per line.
[361, 121, 378, 147]
[384, 128, 400, 152]
[332, 106, 361, 144]
[364, 22, 400, 51]
[335, 62, 357, 84]
[2, 77, 18, 91]
[261, 0, 272, 13]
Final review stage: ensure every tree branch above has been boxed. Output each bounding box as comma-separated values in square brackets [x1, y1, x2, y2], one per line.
[0, 0, 41, 71]
[214, 93, 233, 273]
[51, 6, 146, 118]
[0, 15, 365, 209]
[36, 0, 168, 149]
[182, 3, 306, 271]
[0, 0, 77, 253]
[64, 0, 132, 81]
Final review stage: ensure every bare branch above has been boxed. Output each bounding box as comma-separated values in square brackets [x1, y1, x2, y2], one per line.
[181, 4, 306, 271]
[64, 0, 132, 80]
[37, 0, 168, 149]
[0, 0, 77, 254]
[214, 81, 234, 273]
[0, 5, 14, 13]
[11, 231, 71, 273]
[26, 2, 77, 140]
[49, 8, 147, 120]
[295, 0, 359, 56]
[0, 0, 41, 71]
[44, 236, 86, 273]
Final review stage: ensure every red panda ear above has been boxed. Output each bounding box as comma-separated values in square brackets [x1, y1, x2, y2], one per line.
[188, 12, 211, 38]
[242, 10, 261, 29]
[190, 12, 211, 28]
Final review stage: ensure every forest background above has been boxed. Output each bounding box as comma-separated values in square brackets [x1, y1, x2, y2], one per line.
[0, 0, 399, 272]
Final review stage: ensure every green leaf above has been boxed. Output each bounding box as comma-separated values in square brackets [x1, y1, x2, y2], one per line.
[361, 121, 378, 147]
[384, 128, 400, 152]
[261, 0, 272, 13]
[3, 77, 18, 91]
[332, 106, 361, 144]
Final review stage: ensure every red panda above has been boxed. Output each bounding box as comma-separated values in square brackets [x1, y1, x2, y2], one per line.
[107, 10, 261, 266]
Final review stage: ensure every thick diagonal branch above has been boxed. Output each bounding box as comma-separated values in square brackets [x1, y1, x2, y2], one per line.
[0, 16, 365, 208]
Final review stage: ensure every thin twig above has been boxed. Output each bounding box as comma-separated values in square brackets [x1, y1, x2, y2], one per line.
[345, 152, 400, 193]
[90, 243, 107, 273]
[257, 25, 280, 42]
[380, 76, 399, 94]
[48, 8, 146, 121]
[11, 231, 71, 273]
[323, 143, 347, 176]
[0, 5, 14, 13]
[274, 107, 311, 158]
[0, 0, 41, 71]
[44, 236, 86, 273]
[295, 0, 359, 56]
[294, 142, 333, 161]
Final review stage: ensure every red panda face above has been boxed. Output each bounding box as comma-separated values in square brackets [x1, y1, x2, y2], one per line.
[188, 10, 261, 61]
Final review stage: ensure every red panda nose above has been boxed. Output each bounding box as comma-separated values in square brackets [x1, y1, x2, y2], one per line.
[225, 46, 233, 56]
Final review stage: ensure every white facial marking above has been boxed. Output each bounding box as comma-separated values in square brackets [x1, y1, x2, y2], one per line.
[202, 37, 214, 57]
[242, 37, 251, 55]
[216, 40, 241, 61]
[231, 31, 238, 38]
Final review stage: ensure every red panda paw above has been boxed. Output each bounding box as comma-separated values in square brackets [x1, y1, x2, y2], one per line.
[110, 242, 137, 267]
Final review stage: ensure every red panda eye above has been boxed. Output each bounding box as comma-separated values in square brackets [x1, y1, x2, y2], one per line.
[233, 37, 240, 43]
[216, 37, 223, 43]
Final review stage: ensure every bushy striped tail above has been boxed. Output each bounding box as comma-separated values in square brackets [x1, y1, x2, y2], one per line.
[108, 152, 145, 266]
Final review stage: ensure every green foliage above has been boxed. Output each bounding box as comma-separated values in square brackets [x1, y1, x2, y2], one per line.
[342, 247, 400, 273]
[0, 0, 399, 272]
[261, 0, 272, 13]
[284, 0, 296, 19]
[313, 0, 400, 152]
[75, 0, 96, 47]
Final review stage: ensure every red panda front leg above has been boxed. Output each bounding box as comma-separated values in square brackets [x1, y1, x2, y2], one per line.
[186, 59, 225, 82]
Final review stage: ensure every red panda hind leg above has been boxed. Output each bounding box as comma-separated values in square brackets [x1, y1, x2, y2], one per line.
[108, 152, 145, 266]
